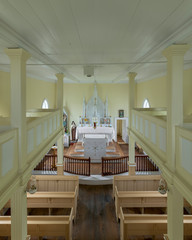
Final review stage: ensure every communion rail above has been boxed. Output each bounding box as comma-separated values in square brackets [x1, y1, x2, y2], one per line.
[34, 154, 57, 171]
[64, 155, 91, 176]
[102, 156, 129, 176]
[102, 155, 159, 176]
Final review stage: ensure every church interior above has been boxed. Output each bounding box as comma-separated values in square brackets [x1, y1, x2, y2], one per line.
[0, 1, 192, 239]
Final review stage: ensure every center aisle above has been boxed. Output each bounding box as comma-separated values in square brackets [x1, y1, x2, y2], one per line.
[73, 185, 120, 240]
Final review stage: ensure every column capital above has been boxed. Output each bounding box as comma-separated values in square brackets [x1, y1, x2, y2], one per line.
[55, 73, 64, 81]
[5, 48, 31, 62]
[162, 44, 191, 59]
[128, 72, 137, 80]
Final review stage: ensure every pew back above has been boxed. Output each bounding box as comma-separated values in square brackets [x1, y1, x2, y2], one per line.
[115, 189, 167, 219]
[120, 208, 192, 240]
[0, 214, 73, 240]
[113, 175, 161, 197]
[34, 175, 79, 194]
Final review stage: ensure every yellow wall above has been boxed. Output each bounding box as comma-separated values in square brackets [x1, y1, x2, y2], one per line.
[183, 68, 192, 117]
[136, 76, 167, 108]
[0, 71, 10, 117]
[27, 77, 56, 109]
[63, 83, 129, 130]
[0, 71, 56, 116]
[136, 69, 192, 117]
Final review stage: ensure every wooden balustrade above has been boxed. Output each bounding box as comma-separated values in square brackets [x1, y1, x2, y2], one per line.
[34, 153, 158, 176]
[135, 155, 159, 172]
[64, 155, 90, 176]
[102, 156, 128, 176]
[34, 154, 57, 171]
[102, 155, 159, 176]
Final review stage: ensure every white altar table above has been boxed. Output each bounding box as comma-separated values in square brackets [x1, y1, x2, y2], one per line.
[84, 134, 107, 163]
[76, 126, 115, 142]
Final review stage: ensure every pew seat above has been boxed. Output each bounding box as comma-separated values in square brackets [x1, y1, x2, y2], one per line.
[115, 189, 167, 219]
[0, 213, 73, 240]
[5, 191, 77, 220]
[120, 208, 192, 240]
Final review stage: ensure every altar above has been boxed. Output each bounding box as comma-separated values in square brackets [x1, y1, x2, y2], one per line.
[76, 126, 115, 143]
[84, 134, 107, 163]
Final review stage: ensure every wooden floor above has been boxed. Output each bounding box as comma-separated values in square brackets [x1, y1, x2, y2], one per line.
[73, 184, 120, 240]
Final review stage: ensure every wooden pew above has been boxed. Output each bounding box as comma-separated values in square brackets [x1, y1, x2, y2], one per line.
[0, 213, 73, 240]
[113, 175, 161, 197]
[33, 175, 79, 195]
[5, 191, 77, 220]
[120, 208, 192, 240]
[115, 189, 167, 219]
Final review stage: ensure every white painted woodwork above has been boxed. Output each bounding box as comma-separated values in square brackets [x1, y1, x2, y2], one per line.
[84, 135, 107, 163]
[131, 109, 167, 162]
[0, 1, 192, 82]
[76, 126, 115, 142]
[11, 187, 27, 240]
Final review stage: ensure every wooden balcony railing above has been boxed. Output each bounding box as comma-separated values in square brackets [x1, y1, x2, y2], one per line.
[102, 156, 128, 176]
[64, 155, 91, 176]
[102, 155, 159, 176]
[34, 154, 57, 171]
[135, 155, 159, 172]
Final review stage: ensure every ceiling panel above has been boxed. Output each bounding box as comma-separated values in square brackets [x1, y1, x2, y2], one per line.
[0, 0, 191, 83]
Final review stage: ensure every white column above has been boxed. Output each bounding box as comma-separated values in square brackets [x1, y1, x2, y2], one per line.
[162, 44, 190, 171]
[57, 135, 64, 175]
[5, 48, 30, 170]
[167, 185, 183, 240]
[55, 73, 64, 175]
[11, 186, 27, 240]
[56, 73, 64, 126]
[162, 44, 190, 240]
[128, 72, 137, 131]
[128, 72, 137, 175]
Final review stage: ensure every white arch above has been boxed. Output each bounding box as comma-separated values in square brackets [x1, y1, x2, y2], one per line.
[42, 98, 49, 109]
[143, 99, 150, 108]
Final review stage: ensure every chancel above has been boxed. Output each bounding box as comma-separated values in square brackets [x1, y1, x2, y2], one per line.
[76, 83, 115, 144]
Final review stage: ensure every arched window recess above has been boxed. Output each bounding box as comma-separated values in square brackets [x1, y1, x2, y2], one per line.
[42, 98, 49, 109]
[143, 99, 150, 108]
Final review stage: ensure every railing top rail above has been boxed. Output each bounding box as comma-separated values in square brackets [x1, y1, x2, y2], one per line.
[27, 109, 60, 130]
[102, 155, 128, 161]
[133, 107, 167, 112]
[27, 108, 58, 113]
[64, 155, 90, 161]
[44, 154, 56, 157]
[132, 109, 167, 126]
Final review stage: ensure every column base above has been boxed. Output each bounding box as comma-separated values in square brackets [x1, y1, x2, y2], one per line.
[129, 163, 136, 175]
[57, 164, 64, 175]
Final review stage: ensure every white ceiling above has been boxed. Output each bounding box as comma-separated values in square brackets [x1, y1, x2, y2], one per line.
[0, 0, 192, 83]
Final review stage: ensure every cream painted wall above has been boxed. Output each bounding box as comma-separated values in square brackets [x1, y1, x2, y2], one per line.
[136, 69, 192, 118]
[26, 77, 56, 110]
[63, 83, 129, 131]
[136, 76, 167, 108]
[0, 71, 56, 117]
[0, 71, 10, 117]
[183, 68, 192, 117]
